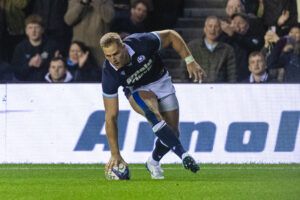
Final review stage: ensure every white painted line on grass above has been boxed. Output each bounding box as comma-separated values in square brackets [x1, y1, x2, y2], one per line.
[0, 167, 299, 170]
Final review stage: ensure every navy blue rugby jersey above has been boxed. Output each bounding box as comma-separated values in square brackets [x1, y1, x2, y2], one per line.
[102, 32, 167, 98]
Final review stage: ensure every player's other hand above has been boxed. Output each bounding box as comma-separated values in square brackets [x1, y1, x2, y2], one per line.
[187, 61, 206, 83]
[105, 155, 128, 171]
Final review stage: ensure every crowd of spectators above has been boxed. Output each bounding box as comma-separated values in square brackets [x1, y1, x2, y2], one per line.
[0, 0, 299, 83]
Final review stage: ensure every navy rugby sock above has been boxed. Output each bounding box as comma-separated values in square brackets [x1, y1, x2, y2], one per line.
[154, 123, 186, 159]
[152, 139, 170, 162]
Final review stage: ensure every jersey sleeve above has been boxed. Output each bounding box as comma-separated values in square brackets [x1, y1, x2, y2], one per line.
[149, 32, 162, 51]
[102, 64, 120, 98]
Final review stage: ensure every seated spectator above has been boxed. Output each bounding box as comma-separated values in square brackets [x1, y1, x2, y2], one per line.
[64, 0, 115, 66]
[111, 0, 149, 38]
[45, 56, 73, 83]
[262, 0, 298, 36]
[66, 41, 101, 82]
[11, 14, 59, 82]
[242, 51, 276, 83]
[181, 16, 236, 83]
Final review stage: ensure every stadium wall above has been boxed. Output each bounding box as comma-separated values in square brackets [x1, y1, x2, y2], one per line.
[0, 84, 299, 164]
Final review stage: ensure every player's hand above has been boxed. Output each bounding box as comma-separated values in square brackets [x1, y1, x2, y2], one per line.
[105, 155, 128, 171]
[187, 61, 206, 83]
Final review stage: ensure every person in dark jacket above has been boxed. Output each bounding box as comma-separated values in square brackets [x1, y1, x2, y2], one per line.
[11, 14, 59, 82]
[45, 56, 73, 83]
[181, 16, 237, 83]
[223, 13, 265, 81]
[66, 41, 101, 82]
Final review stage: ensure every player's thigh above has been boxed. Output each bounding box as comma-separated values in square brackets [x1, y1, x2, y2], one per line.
[128, 90, 163, 121]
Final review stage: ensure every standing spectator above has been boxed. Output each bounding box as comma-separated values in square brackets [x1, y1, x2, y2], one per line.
[225, 13, 265, 81]
[0, 0, 32, 62]
[262, 0, 298, 36]
[11, 15, 59, 82]
[181, 16, 236, 83]
[45, 56, 73, 83]
[31, 0, 72, 56]
[66, 41, 101, 82]
[111, 0, 149, 38]
[221, 0, 245, 37]
[64, 0, 115, 66]
[242, 51, 275, 83]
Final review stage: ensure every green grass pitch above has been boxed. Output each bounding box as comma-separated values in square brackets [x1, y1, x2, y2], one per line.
[0, 164, 299, 200]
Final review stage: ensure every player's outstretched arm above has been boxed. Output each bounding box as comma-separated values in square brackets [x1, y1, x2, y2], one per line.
[155, 30, 206, 82]
[103, 97, 127, 170]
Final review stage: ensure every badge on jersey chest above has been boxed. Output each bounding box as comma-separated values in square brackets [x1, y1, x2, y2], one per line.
[137, 55, 146, 63]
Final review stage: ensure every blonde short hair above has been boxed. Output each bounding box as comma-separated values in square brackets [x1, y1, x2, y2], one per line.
[100, 32, 123, 48]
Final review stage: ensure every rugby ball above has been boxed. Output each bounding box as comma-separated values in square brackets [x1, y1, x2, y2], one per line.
[105, 163, 130, 180]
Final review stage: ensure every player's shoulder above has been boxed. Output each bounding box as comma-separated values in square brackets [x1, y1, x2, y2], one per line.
[124, 32, 159, 43]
